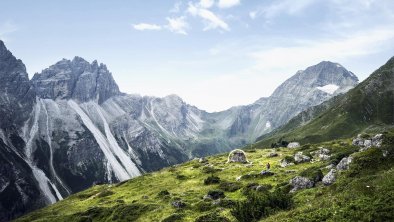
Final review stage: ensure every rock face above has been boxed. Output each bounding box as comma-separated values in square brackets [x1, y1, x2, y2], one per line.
[289, 176, 314, 192]
[336, 157, 353, 170]
[294, 152, 311, 163]
[227, 149, 248, 163]
[287, 142, 300, 148]
[0, 41, 35, 129]
[32, 57, 120, 104]
[322, 169, 336, 185]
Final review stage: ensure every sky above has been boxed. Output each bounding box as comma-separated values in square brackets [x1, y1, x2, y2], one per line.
[1, 0, 394, 112]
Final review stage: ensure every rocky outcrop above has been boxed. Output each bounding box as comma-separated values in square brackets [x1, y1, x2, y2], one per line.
[336, 156, 353, 170]
[352, 134, 383, 151]
[0, 40, 35, 129]
[280, 158, 294, 168]
[32, 57, 120, 104]
[289, 176, 314, 192]
[322, 169, 336, 185]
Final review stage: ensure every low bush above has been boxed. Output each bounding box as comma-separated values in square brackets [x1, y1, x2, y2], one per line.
[204, 176, 221, 185]
[231, 190, 292, 222]
[299, 167, 323, 183]
[219, 181, 242, 192]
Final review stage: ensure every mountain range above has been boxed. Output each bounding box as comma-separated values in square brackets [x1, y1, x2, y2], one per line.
[0, 40, 358, 221]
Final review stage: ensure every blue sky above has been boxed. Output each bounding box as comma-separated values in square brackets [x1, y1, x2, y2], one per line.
[1, 0, 394, 112]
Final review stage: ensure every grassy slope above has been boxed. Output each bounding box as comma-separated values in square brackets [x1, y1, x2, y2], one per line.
[15, 132, 394, 222]
[256, 57, 394, 147]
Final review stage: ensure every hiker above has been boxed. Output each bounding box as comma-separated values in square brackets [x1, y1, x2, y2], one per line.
[266, 162, 271, 170]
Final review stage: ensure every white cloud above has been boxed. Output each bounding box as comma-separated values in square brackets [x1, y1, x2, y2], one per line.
[188, 3, 229, 31]
[218, 0, 240, 8]
[248, 27, 394, 76]
[200, 0, 214, 8]
[133, 23, 162, 31]
[250, 0, 314, 19]
[166, 16, 189, 35]
[170, 2, 182, 13]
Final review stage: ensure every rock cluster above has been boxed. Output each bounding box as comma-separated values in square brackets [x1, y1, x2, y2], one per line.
[310, 147, 331, 161]
[352, 134, 383, 151]
[280, 158, 294, 168]
[294, 152, 311, 163]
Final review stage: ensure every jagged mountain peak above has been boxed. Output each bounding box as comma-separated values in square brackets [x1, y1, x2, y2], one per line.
[32, 56, 120, 103]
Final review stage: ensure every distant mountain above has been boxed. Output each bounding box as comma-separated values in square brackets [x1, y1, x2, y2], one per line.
[0, 40, 359, 221]
[256, 57, 394, 147]
[217, 61, 358, 143]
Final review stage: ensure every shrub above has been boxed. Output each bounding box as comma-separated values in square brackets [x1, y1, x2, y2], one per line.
[195, 201, 213, 212]
[219, 181, 242, 192]
[161, 213, 184, 222]
[283, 156, 295, 163]
[204, 176, 221, 185]
[157, 190, 170, 198]
[97, 190, 114, 198]
[299, 167, 323, 183]
[195, 212, 230, 222]
[231, 190, 292, 222]
[201, 166, 221, 174]
[175, 174, 187, 180]
[207, 190, 225, 200]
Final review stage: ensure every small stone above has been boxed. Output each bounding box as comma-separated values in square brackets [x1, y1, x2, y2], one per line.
[171, 200, 186, 208]
[267, 152, 279, 157]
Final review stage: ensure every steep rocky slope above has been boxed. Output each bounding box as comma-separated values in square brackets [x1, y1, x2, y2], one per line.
[256, 56, 394, 147]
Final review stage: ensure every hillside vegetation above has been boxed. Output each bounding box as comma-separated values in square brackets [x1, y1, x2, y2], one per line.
[16, 131, 394, 222]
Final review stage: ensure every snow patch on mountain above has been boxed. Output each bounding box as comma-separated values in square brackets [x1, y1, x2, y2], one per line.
[317, 84, 339, 94]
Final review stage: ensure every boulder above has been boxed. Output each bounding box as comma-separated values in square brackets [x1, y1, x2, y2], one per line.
[280, 159, 294, 168]
[294, 152, 311, 163]
[227, 149, 248, 163]
[311, 147, 331, 161]
[353, 134, 383, 151]
[287, 142, 300, 148]
[352, 134, 364, 146]
[336, 156, 353, 170]
[267, 152, 279, 158]
[289, 176, 314, 192]
[322, 169, 336, 185]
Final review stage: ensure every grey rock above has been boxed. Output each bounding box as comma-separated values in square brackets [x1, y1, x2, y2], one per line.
[289, 176, 314, 192]
[227, 149, 248, 163]
[322, 169, 336, 185]
[260, 170, 274, 176]
[267, 152, 279, 157]
[294, 152, 311, 163]
[280, 159, 294, 168]
[287, 142, 300, 148]
[336, 156, 353, 170]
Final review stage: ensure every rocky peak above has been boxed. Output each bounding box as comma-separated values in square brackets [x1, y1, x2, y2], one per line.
[32, 56, 120, 103]
[0, 40, 35, 129]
